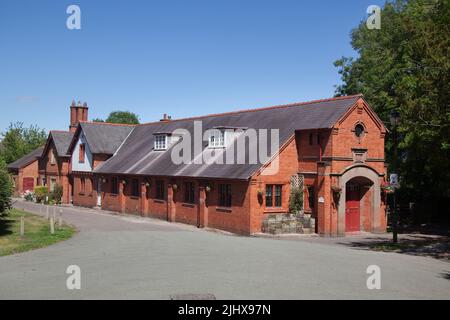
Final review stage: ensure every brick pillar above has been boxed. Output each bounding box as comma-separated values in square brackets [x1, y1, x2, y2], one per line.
[317, 162, 333, 236]
[61, 175, 70, 204]
[92, 176, 98, 207]
[119, 180, 126, 214]
[198, 185, 208, 228]
[167, 184, 176, 222]
[141, 181, 148, 217]
[248, 179, 262, 234]
[18, 169, 24, 193]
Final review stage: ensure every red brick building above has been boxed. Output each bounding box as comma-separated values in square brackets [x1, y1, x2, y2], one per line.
[11, 95, 388, 237]
[39, 130, 74, 203]
[7, 147, 44, 195]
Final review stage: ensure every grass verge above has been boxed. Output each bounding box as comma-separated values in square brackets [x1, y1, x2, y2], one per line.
[0, 208, 76, 257]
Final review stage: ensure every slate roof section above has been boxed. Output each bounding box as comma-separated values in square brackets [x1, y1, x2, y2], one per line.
[79, 122, 135, 155]
[6, 147, 44, 170]
[95, 95, 362, 180]
[51, 131, 74, 157]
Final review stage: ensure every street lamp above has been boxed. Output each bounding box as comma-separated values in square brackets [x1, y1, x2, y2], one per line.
[390, 109, 400, 244]
[390, 109, 400, 127]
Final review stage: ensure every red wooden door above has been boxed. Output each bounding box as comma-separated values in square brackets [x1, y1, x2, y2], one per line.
[346, 185, 360, 232]
[23, 177, 35, 192]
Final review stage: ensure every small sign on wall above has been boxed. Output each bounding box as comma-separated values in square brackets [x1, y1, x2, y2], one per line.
[318, 197, 325, 204]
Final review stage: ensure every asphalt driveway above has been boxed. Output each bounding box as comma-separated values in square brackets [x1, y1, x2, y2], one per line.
[0, 200, 449, 300]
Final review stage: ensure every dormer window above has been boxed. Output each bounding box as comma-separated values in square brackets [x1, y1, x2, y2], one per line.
[209, 130, 225, 148]
[154, 134, 168, 150]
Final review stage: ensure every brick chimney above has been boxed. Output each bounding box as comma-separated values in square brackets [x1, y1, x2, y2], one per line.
[160, 113, 172, 122]
[70, 100, 89, 132]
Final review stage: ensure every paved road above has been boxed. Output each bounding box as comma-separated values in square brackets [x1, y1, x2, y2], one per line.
[0, 200, 449, 300]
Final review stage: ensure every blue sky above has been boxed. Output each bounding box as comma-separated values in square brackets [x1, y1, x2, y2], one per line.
[0, 0, 384, 132]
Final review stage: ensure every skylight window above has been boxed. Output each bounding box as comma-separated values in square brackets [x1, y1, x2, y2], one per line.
[209, 130, 225, 148]
[154, 134, 168, 150]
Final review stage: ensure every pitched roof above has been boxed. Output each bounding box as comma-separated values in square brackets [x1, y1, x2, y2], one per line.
[95, 95, 362, 180]
[51, 131, 74, 157]
[6, 146, 44, 170]
[76, 122, 135, 155]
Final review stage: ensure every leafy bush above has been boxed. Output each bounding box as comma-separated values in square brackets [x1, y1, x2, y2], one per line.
[23, 190, 35, 202]
[289, 187, 304, 214]
[0, 160, 13, 215]
[51, 185, 63, 204]
[34, 186, 48, 204]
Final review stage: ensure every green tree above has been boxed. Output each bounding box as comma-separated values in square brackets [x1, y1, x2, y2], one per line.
[92, 118, 105, 123]
[334, 0, 449, 222]
[0, 122, 47, 164]
[0, 159, 12, 215]
[105, 111, 140, 124]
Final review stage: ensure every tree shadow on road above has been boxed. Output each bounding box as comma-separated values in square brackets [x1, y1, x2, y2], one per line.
[0, 215, 14, 237]
[341, 234, 450, 261]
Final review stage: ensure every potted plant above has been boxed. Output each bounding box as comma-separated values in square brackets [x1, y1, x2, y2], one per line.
[331, 185, 342, 202]
[257, 190, 264, 204]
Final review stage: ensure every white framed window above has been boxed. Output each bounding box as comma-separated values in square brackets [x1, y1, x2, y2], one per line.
[154, 134, 168, 150]
[209, 130, 225, 148]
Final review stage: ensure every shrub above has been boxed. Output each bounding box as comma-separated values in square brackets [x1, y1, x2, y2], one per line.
[289, 187, 304, 214]
[23, 190, 35, 202]
[51, 185, 63, 204]
[0, 160, 13, 215]
[34, 186, 48, 204]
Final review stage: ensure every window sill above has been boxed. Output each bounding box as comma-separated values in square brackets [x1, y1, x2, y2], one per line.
[264, 208, 288, 214]
[130, 196, 140, 200]
[216, 207, 232, 213]
[182, 203, 195, 208]
[154, 199, 166, 204]
[110, 194, 118, 197]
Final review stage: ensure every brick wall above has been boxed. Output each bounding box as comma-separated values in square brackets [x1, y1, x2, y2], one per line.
[72, 174, 96, 208]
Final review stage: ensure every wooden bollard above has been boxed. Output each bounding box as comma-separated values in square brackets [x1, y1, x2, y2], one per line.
[46, 206, 49, 219]
[20, 216, 25, 236]
[50, 217, 55, 234]
[58, 209, 63, 229]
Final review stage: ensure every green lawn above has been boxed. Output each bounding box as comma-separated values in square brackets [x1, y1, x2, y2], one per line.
[0, 208, 76, 257]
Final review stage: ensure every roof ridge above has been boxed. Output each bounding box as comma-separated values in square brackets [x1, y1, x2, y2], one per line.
[137, 94, 363, 127]
[80, 121, 137, 127]
[50, 130, 71, 134]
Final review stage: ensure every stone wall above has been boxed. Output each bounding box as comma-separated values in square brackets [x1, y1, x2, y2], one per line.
[261, 213, 315, 235]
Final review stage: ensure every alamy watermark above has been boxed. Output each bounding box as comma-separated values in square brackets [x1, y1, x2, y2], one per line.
[166, 121, 280, 176]
[66, 265, 81, 290]
[366, 265, 381, 290]
[66, 5, 81, 30]
[366, 5, 381, 30]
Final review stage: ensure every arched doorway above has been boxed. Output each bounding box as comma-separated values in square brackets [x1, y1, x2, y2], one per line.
[345, 176, 374, 232]
[337, 165, 382, 236]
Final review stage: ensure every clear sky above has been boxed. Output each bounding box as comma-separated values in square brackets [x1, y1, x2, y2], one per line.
[0, 0, 385, 132]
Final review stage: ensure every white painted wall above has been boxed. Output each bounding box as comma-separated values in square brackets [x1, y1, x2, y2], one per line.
[71, 132, 93, 172]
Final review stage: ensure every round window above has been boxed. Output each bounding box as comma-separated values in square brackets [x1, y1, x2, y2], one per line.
[355, 124, 365, 138]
